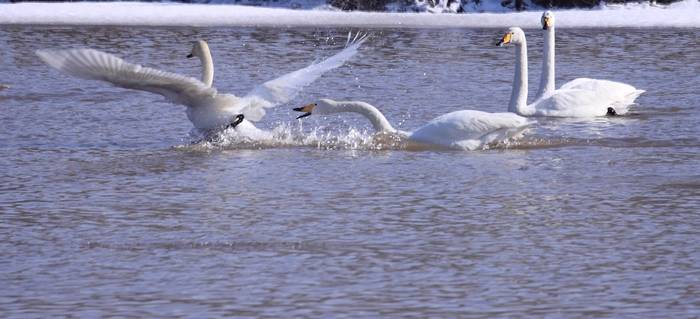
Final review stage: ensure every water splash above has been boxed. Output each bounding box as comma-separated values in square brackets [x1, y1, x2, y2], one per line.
[175, 122, 540, 152]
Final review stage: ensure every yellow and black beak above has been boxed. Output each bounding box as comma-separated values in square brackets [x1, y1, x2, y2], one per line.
[293, 103, 315, 119]
[497, 32, 513, 47]
[542, 16, 552, 30]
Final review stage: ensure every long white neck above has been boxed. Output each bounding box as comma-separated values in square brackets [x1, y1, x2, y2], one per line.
[199, 46, 214, 87]
[536, 26, 555, 99]
[332, 101, 396, 133]
[508, 38, 532, 115]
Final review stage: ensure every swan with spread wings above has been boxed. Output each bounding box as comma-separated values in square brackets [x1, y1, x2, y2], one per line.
[36, 33, 367, 136]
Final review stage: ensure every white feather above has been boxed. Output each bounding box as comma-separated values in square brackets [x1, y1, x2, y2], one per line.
[409, 110, 532, 150]
[535, 11, 644, 116]
[36, 33, 367, 131]
[303, 99, 532, 151]
[558, 78, 645, 114]
[238, 33, 368, 121]
[503, 27, 644, 118]
[36, 48, 216, 105]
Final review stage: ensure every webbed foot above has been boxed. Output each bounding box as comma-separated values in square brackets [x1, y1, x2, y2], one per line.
[225, 114, 245, 130]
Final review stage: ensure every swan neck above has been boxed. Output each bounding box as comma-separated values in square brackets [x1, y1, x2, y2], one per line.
[509, 39, 530, 115]
[199, 46, 214, 87]
[537, 26, 555, 99]
[335, 101, 396, 133]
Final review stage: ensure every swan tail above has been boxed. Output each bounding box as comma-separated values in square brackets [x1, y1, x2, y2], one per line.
[610, 89, 645, 115]
[627, 89, 646, 104]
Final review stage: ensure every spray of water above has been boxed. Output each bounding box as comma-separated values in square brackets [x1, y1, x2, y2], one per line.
[176, 122, 544, 152]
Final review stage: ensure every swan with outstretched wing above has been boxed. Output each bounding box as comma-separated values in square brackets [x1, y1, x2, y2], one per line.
[36, 33, 367, 134]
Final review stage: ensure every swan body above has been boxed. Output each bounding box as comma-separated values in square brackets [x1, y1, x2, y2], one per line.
[558, 77, 643, 113]
[499, 26, 642, 118]
[36, 34, 367, 133]
[535, 11, 645, 114]
[295, 99, 532, 150]
[535, 11, 644, 114]
[409, 110, 532, 150]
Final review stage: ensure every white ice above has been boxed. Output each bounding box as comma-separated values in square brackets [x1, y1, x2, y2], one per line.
[0, 0, 698, 28]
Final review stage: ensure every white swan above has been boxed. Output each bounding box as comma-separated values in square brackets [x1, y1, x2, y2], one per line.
[536, 11, 644, 113]
[294, 99, 532, 150]
[36, 33, 367, 135]
[499, 27, 640, 118]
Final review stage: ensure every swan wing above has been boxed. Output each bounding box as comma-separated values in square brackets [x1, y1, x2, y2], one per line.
[409, 110, 532, 150]
[533, 88, 623, 117]
[238, 32, 368, 122]
[559, 78, 644, 113]
[36, 48, 216, 106]
[560, 77, 634, 92]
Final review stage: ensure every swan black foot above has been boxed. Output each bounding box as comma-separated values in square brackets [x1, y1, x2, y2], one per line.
[192, 114, 245, 144]
[225, 114, 245, 130]
[606, 107, 618, 116]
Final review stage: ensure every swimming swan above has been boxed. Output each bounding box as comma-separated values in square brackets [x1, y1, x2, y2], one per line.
[536, 11, 644, 113]
[36, 33, 367, 133]
[499, 27, 638, 118]
[294, 99, 532, 150]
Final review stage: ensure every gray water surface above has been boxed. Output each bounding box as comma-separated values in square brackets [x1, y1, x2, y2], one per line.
[1, 26, 700, 317]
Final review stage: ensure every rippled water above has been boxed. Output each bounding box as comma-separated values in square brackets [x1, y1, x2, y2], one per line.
[1, 25, 700, 317]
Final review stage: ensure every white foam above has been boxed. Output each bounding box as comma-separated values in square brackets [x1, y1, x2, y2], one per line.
[180, 123, 387, 151]
[0, 1, 698, 28]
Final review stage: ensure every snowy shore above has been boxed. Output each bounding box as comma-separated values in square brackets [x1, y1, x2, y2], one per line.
[0, 0, 698, 28]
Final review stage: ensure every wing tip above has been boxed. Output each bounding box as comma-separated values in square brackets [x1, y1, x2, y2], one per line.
[35, 48, 54, 61]
[35, 48, 68, 70]
[345, 31, 369, 49]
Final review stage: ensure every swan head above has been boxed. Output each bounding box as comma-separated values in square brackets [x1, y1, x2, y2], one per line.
[497, 27, 525, 46]
[187, 40, 209, 59]
[293, 98, 337, 119]
[541, 11, 555, 30]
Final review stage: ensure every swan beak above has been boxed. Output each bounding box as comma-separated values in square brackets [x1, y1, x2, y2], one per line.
[497, 33, 512, 47]
[296, 112, 312, 119]
[293, 103, 315, 119]
[542, 16, 552, 30]
[186, 53, 194, 58]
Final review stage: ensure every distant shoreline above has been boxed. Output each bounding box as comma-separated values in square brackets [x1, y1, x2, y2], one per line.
[0, 1, 698, 28]
[0, 0, 689, 13]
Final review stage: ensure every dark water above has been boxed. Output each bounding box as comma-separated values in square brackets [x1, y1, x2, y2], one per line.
[1, 25, 700, 317]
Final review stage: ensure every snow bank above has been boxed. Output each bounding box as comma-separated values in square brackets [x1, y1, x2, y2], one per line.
[0, 1, 698, 28]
